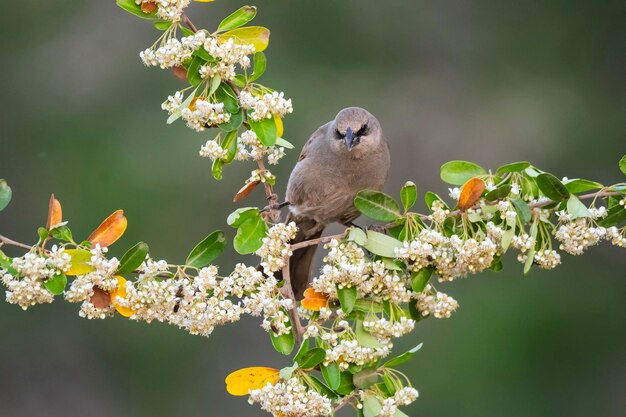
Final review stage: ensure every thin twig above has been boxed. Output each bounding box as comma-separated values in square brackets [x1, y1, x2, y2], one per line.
[181, 13, 198, 33]
[290, 231, 349, 251]
[279, 260, 304, 345]
[0, 234, 34, 251]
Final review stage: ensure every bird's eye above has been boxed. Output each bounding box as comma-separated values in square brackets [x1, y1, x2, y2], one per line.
[357, 124, 369, 136]
[335, 128, 344, 139]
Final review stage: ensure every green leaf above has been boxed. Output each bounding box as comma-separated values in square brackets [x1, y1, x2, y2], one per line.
[355, 319, 383, 349]
[293, 339, 310, 364]
[270, 319, 295, 355]
[620, 155, 626, 176]
[116, 0, 157, 19]
[37, 227, 49, 244]
[563, 179, 603, 194]
[249, 52, 267, 82]
[249, 117, 277, 147]
[566, 195, 591, 219]
[279, 362, 298, 380]
[337, 285, 357, 314]
[363, 396, 382, 417]
[485, 184, 512, 201]
[221, 130, 239, 163]
[310, 376, 337, 398]
[49, 225, 73, 242]
[335, 371, 356, 395]
[354, 190, 402, 222]
[511, 199, 532, 223]
[117, 242, 149, 274]
[362, 231, 402, 258]
[411, 267, 433, 292]
[297, 348, 326, 369]
[321, 363, 341, 390]
[424, 191, 448, 210]
[227, 207, 259, 227]
[275, 137, 294, 149]
[186, 231, 226, 268]
[440, 160, 487, 186]
[217, 5, 257, 32]
[43, 273, 67, 295]
[383, 343, 423, 368]
[215, 82, 240, 114]
[353, 368, 379, 389]
[536, 173, 570, 201]
[495, 161, 531, 175]
[218, 108, 244, 133]
[0, 179, 11, 212]
[212, 158, 223, 180]
[382, 374, 396, 396]
[400, 181, 417, 211]
[153, 21, 173, 30]
[597, 205, 626, 228]
[353, 299, 384, 314]
[394, 409, 411, 417]
[233, 212, 267, 254]
[347, 227, 367, 246]
[167, 87, 198, 125]
[186, 56, 205, 86]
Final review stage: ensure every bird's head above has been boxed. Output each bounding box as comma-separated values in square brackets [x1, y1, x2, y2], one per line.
[331, 107, 383, 155]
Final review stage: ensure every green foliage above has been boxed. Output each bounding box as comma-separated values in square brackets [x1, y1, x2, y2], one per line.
[186, 231, 226, 268]
[117, 242, 150, 274]
[228, 209, 267, 254]
[354, 190, 402, 222]
[217, 6, 257, 32]
[0, 179, 11, 212]
[440, 160, 487, 185]
[249, 117, 278, 147]
[536, 173, 570, 201]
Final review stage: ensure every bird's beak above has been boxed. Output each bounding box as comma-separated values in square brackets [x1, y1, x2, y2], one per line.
[344, 127, 355, 150]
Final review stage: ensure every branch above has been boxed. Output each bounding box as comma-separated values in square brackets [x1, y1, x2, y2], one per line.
[0, 234, 34, 251]
[279, 260, 304, 345]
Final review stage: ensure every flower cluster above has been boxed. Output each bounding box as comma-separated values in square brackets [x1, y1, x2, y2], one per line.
[140, 31, 207, 69]
[198, 130, 286, 165]
[362, 316, 415, 341]
[256, 222, 297, 275]
[248, 377, 333, 417]
[239, 91, 293, 121]
[65, 245, 120, 319]
[395, 230, 498, 282]
[415, 284, 459, 318]
[371, 387, 419, 417]
[135, 0, 191, 22]
[313, 240, 412, 304]
[181, 99, 230, 131]
[0, 246, 70, 310]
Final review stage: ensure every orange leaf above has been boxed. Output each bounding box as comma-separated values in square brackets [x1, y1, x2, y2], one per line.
[233, 180, 260, 202]
[87, 210, 127, 248]
[90, 287, 111, 309]
[459, 178, 486, 211]
[225, 367, 280, 396]
[110, 276, 136, 318]
[46, 194, 63, 230]
[301, 288, 329, 311]
[141, 1, 157, 13]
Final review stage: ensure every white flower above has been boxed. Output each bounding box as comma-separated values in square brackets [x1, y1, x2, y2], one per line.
[239, 91, 293, 121]
[248, 377, 332, 417]
[415, 285, 459, 318]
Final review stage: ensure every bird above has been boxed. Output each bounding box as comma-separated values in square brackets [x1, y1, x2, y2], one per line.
[283, 107, 391, 299]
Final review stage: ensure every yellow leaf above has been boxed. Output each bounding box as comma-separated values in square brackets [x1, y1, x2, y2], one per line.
[225, 367, 280, 396]
[274, 114, 284, 138]
[46, 194, 63, 230]
[110, 275, 136, 318]
[218, 26, 270, 52]
[65, 249, 95, 276]
[459, 178, 486, 211]
[87, 209, 127, 248]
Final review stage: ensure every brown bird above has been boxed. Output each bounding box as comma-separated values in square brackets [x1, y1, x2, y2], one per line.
[284, 107, 391, 298]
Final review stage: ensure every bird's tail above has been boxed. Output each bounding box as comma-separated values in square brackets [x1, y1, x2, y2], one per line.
[282, 213, 324, 300]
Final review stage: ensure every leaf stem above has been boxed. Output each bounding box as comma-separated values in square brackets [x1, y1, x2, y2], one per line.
[279, 260, 304, 345]
[0, 234, 34, 251]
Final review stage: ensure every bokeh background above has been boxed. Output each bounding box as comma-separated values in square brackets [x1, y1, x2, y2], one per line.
[1, 1, 625, 416]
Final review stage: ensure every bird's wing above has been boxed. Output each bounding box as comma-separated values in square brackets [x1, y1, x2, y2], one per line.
[298, 122, 331, 161]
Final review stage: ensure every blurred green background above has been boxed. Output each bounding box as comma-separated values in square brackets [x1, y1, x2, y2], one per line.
[1, 1, 625, 416]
